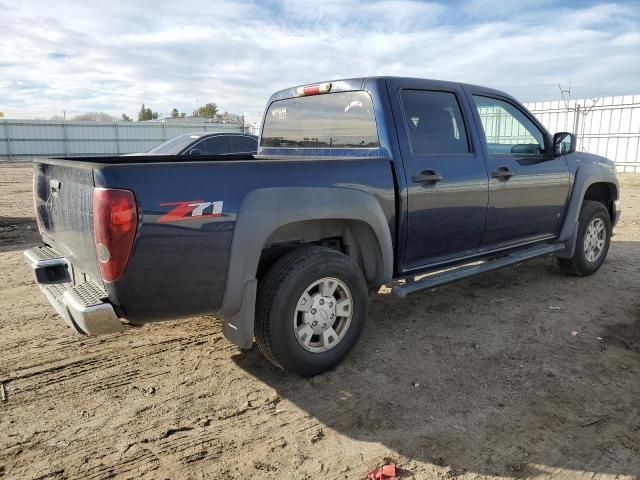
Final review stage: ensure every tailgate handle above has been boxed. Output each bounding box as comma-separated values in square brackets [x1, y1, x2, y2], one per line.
[49, 179, 62, 196]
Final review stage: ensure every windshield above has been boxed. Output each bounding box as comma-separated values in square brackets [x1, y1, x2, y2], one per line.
[261, 91, 379, 149]
[148, 133, 203, 154]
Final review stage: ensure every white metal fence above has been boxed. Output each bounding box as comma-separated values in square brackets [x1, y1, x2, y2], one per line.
[0, 120, 246, 160]
[524, 95, 640, 173]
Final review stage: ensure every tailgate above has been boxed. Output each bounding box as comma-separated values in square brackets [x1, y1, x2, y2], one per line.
[33, 160, 102, 285]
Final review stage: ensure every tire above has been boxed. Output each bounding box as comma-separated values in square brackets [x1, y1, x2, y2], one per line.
[255, 246, 368, 376]
[557, 200, 612, 276]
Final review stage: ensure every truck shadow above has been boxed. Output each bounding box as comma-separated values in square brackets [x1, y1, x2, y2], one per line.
[233, 240, 640, 478]
[0, 216, 39, 253]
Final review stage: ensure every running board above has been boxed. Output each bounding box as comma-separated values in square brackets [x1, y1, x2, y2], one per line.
[392, 243, 565, 298]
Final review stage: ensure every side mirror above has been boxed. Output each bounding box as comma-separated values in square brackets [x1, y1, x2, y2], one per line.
[188, 148, 203, 156]
[553, 132, 576, 156]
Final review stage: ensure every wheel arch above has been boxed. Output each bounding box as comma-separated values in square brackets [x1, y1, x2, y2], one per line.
[583, 181, 618, 220]
[259, 218, 386, 286]
[557, 165, 619, 258]
[218, 187, 394, 348]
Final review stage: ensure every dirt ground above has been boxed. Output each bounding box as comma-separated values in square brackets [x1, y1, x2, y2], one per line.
[0, 163, 638, 480]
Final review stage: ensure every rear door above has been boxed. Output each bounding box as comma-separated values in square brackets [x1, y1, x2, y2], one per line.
[465, 90, 570, 249]
[387, 78, 489, 270]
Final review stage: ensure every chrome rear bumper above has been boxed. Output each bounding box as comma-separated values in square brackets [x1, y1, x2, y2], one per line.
[24, 246, 125, 335]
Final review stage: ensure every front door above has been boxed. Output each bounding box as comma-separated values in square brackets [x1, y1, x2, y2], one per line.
[388, 79, 490, 270]
[466, 91, 570, 249]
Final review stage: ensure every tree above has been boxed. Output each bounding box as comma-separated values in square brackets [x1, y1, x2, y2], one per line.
[220, 111, 242, 123]
[121, 113, 132, 121]
[72, 112, 115, 122]
[138, 104, 159, 121]
[194, 102, 218, 118]
[170, 108, 180, 118]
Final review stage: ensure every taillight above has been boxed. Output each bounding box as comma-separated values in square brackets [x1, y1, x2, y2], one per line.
[93, 188, 138, 282]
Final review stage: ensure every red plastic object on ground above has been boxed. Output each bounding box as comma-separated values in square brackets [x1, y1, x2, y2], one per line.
[367, 464, 397, 480]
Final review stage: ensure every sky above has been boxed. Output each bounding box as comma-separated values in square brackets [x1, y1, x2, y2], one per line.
[1, 0, 639, 122]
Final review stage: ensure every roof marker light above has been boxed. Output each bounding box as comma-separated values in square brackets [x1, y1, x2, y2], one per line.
[296, 82, 332, 97]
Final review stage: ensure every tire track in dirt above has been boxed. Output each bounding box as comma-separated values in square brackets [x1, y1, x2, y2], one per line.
[1, 329, 237, 398]
[2, 165, 640, 479]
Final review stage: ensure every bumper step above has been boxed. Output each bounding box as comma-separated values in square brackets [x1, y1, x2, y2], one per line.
[25, 245, 125, 336]
[25, 245, 63, 262]
[42, 280, 125, 335]
[24, 246, 70, 284]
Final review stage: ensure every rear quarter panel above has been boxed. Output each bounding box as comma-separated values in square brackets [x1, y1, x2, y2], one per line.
[95, 158, 395, 323]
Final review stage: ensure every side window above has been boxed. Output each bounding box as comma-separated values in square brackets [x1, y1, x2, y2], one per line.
[231, 136, 258, 153]
[472, 96, 545, 155]
[401, 90, 470, 155]
[195, 136, 228, 155]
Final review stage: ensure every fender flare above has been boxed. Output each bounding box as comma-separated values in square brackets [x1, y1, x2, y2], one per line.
[556, 165, 619, 258]
[218, 187, 394, 348]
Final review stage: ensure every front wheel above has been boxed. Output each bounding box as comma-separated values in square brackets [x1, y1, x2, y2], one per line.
[255, 246, 368, 376]
[557, 200, 612, 276]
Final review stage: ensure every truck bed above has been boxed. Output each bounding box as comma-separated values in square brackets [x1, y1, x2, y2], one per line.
[44, 153, 256, 164]
[32, 155, 397, 325]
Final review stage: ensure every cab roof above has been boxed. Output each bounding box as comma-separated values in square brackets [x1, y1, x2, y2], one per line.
[267, 76, 515, 104]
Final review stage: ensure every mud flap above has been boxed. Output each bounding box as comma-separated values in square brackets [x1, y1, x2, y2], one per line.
[222, 279, 257, 349]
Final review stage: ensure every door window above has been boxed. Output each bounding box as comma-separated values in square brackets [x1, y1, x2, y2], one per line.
[230, 135, 258, 153]
[194, 136, 228, 154]
[472, 96, 545, 155]
[401, 90, 470, 155]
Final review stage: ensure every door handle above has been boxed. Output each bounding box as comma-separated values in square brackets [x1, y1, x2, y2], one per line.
[492, 167, 514, 180]
[412, 170, 442, 184]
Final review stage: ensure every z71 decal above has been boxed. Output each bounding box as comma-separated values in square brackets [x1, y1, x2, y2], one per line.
[157, 200, 224, 223]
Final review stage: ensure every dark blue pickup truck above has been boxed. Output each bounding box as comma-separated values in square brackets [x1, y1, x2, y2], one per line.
[25, 77, 621, 376]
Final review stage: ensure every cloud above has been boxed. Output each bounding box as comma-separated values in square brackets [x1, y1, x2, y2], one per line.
[48, 52, 72, 60]
[0, 0, 638, 121]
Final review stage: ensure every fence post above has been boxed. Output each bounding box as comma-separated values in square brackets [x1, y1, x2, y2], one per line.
[572, 104, 581, 135]
[573, 104, 582, 151]
[163, 122, 167, 141]
[62, 120, 69, 156]
[115, 122, 120, 155]
[5, 120, 11, 161]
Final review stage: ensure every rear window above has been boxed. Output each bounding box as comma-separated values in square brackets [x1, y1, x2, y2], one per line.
[261, 91, 379, 149]
[148, 134, 202, 154]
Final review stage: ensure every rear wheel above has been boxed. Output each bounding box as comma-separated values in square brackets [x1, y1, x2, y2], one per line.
[557, 200, 611, 276]
[255, 246, 368, 376]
